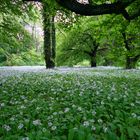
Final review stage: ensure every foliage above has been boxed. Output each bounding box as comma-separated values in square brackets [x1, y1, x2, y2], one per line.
[0, 0, 43, 66]
[56, 16, 122, 67]
[0, 0, 140, 68]
[56, 13, 140, 68]
[0, 68, 140, 139]
[0, 16, 33, 65]
[102, 15, 140, 68]
[3, 50, 44, 66]
[0, 4, 44, 66]
[0, 0, 40, 19]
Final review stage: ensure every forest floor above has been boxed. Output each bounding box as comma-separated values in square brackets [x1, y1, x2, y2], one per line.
[0, 66, 140, 140]
[0, 65, 139, 76]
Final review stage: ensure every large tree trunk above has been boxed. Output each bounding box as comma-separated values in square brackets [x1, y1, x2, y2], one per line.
[126, 55, 140, 69]
[23, 0, 56, 68]
[43, 4, 54, 68]
[90, 43, 99, 67]
[90, 53, 96, 67]
[122, 32, 140, 69]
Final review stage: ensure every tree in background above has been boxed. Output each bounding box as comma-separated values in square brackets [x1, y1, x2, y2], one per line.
[102, 15, 140, 69]
[57, 13, 140, 69]
[23, 0, 140, 68]
[122, 22, 140, 69]
[0, 0, 44, 66]
[0, 0, 140, 68]
[57, 0, 139, 69]
[56, 17, 109, 67]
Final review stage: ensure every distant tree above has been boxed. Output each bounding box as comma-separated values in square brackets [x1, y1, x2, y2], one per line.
[0, 0, 43, 65]
[102, 15, 140, 69]
[56, 17, 108, 67]
[0, 14, 35, 65]
[122, 24, 140, 69]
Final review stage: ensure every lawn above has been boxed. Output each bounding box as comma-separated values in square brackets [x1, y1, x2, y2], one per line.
[0, 67, 140, 140]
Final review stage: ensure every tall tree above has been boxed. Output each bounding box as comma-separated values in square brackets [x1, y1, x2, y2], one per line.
[101, 15, 140, 69]
[42, 3, 53, 68]
[122, 27, 140, 69]
[56, 17, 108, 67]
[23, 0, 56, 68]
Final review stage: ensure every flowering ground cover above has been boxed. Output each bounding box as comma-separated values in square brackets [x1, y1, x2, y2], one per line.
[0, 67, 140, 140]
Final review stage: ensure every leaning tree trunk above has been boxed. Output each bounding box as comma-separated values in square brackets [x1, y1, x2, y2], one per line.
[43, 4, 54, 68]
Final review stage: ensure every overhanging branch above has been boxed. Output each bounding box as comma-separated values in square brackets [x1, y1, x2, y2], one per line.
[56, 0, 136, 17]
[23, 0, 41, 2]
[66, 48, 92, 56]
[122, 8, 140, 21]
[23, 0, 139, 20]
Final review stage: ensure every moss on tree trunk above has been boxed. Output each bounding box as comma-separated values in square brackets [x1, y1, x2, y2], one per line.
[43, 4, 55, 68]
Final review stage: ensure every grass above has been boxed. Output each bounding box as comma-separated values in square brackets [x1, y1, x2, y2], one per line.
[0, 68, 140, 140]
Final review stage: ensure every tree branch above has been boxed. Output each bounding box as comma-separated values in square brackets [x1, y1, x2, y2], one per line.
[97, 47, 108, 52]
[122, 8, 140, 21]
[23, 0, 41, 2]
[134, 54, 140, 61]
[82, 32, 99, 52]
[66, 48, 92, 56]
[122, 32, 131, 51]
[56, 0, 136, 18]
[129, 9, 140, 20]
[23, 0, 139, 20]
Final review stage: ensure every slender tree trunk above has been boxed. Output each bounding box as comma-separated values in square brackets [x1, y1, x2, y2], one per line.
[43, 4, 54, 68]
[51, 16, 56, 67]
[103, 58, 113, 66]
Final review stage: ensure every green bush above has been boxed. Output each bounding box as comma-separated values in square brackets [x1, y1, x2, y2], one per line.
[4, 50, 44, 66]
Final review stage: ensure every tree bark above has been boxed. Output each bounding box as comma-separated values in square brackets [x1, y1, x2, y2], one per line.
[43, 4, 54, 68]
[23, 0, 139, 20]
[56, 0, 138, 20]
[51, 16, 56, 67]
[126, 56, 136, 69]
[126, 55, 140, 69]
[23, 0, 56, 68]
[122, 32, 140, 69]
[90, 53, 96, 67]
